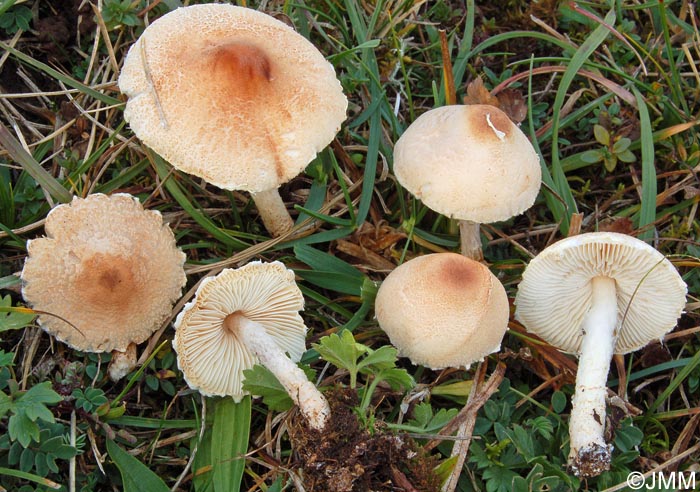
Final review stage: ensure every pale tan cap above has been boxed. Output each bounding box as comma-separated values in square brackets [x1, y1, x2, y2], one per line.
[173, 261, 307, 400]
[393, 104, 541, 223]
[21, 193, 186, 352]
[514, 232, 687, 354]
[118, 4, 347, 193]
[375, 253, 509, 369]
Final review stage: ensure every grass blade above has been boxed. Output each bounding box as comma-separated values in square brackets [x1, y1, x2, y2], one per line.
[0, 466, 60, 489]
[633, 88, 657, 241]
[548, 8, 618, 233]
[0, 124, 72, 203]
[149, 151, 249, 249]
[211, 396, 251, 492]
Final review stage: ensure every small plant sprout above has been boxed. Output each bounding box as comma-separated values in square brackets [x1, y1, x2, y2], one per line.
[173, 261, 330, 430]
[515, 232, 687, 477]
[20, 194, 187, 381]
[118, 3, 347, 237]
[393, 104, 541, 260]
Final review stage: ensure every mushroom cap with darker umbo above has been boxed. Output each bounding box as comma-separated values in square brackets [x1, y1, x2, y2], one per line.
[514, 232, 687, 354]
[21, 193, 186, 352]
[393, 104, 541, 224]
[172, 261, 307, 400]
[118, 3, 348, 194]
[375, 253, 510, 369]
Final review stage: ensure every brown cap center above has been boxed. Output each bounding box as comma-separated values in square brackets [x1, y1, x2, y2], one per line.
[208, 42, 273, 100]
[76, 254, 139, 309]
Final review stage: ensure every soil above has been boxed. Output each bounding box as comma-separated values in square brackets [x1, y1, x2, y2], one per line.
[289, 387, 442, 492]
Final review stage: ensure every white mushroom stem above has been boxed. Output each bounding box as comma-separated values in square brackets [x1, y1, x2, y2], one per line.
[568, 276, 618, 476]
[227, 313, 330, 430]
[108, 343, 138, 382]
[250, 188, 294, 237]
[458, 220, 484, 261]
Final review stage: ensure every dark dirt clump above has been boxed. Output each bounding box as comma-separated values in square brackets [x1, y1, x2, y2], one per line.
[289, 387, 442, 492]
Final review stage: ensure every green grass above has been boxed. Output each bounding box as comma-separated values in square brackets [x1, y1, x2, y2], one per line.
[1, 0, 699, 490]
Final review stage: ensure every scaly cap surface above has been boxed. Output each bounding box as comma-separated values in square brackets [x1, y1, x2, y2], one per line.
[375, 253, 509, 369]
[118, 4, 347, 193]
[21, 193, 186, 352]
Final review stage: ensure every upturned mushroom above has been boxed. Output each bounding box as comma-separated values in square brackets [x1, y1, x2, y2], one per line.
[514, 232, 687, 477]
[393, 104, 541, 260]
[118, 4, 348, 237]
[173, 261, 329, 430]
[20, 193, 186, 380]
[375, 253, 509, 370]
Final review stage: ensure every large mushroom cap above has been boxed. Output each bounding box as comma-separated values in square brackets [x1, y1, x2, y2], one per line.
[393, 104, 541, 223]
[375, 253, 509, 369]
[21, 193, 186, 352]
[173, 261, 307, 400]
[514, 232, 687, 354]
[118, 4, 348, 193]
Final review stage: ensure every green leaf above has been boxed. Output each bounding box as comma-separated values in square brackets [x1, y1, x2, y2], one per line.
[551, 391, 567, 414]
[106, 439, 169, 492]
[433, 455, 458, 488]
[17, 382, 62, 408]
[612, 137, 631, 153]
[603, 155, 618, 172]
[375, 367, 415, 392]
[0, 350, 14, 367]
[593, 124, 610, 146]
[616, 149, 637, 163]
[9, 412, 40, 447]
[314, 330, 366, 387]
[211, 396, 250, 492]
[357, 345, 398, 373]
[407, 403, 458, 433]
[0, 391, 12, 418]
[0, 296, 36, 332]
[579, 149, 604, 164]
[242, 365, 293, 412]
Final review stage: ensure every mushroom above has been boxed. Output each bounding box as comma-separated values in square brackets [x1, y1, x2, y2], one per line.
[20, 193, 186, 380]
[173, 261, 329, 430]
[375, 253, 509, 370]
[118, 4, 348, 237]
[375, 253, 510, 491]
[514, 232, 687, 477]
[393, 104, 541, 260]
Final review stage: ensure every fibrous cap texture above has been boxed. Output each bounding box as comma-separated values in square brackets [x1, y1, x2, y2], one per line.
[514, 232, 687, 354]
[173, 261, 307, 400]
[375, 253, 509, 369]
[118, 4, 348, 193]
[393, 104, 541, 223]
[21, 193, 186, 352]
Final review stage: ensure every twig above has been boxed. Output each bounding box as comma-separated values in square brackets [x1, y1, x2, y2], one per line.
[426, 362, 506, 452]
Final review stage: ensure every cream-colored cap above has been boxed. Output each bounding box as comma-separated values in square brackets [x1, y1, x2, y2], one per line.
[173, 261, 307, 400]
[118, 4, 347, 193]
[375, 253, 509, 369]
[393, 104, 541, 223]
[21, 193, 186, 352]
[514, 232, 687, 354]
